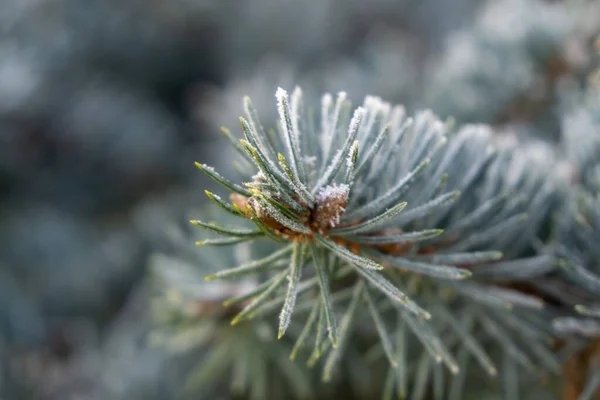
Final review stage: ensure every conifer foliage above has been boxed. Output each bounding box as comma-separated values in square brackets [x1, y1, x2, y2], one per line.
[182, 86, 567, 398]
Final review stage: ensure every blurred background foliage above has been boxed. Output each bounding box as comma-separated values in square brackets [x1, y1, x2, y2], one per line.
[0, 0, 599, 398]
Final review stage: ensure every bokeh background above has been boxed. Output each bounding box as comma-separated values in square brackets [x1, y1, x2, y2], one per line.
[1, 0, 599, 398]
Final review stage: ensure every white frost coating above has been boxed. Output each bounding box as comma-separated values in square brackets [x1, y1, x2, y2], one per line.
[252, 170, 265, 181]
[314, 148, 344, 190]
[431, 119, 445, 134]
[324, 92, 348, 152]
[491, 129, 519, 150]
[457, 125, 494, 156]
[316, 183, 350, 203]
[363, 95, 381, 109]
[469, 125, 494, 154]
[320, 93, 334, 156]
[275, 87, 292, 136]
[313, 104, 362, 193]
[330, 92, 348, 132]
[276, 87, 298, 173]
[389, 105, 407, 135]
[345, 141, 360, 187]
[501, 138, 557, 186]
[360, 97, 392, 142]
[321, 93, 333, 133]
[315, 183, 350, 227]
[304, 156, 317, 167]
[363, 96, 387, 118]
[555, 159, 578, 183]
[291, 86, 303, 138]
[379, 102, 391, 116]
[275, 86, 288, 104]
[348, 107, 366, 135]
[364, 95, 387, 109]
[346, 142, 358, 167]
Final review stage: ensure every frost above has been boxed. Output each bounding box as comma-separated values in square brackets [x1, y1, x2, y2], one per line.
[346, 145, 356, 167]
[348, 107, 366, 135]
[316, 183, 350, 203]
[320, 92, 333, 136]
[276, 87, 290, 138]
[314, 183, 350, 229]
[252, 170, 265, 182]
[275, 86, 288, 102]
[291, 86, 303, 138]
[304, 156, 317, 167]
